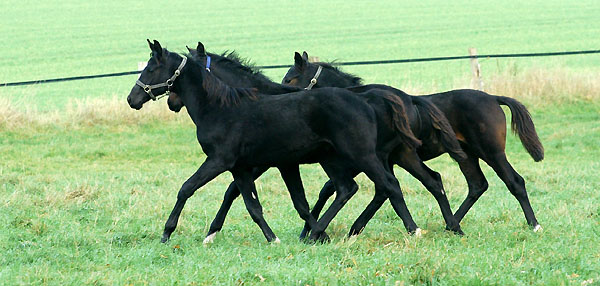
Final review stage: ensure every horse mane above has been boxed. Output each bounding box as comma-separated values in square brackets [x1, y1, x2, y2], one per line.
[220, 51, 261, 73]
[208, 51, 274, 83]
[316, 62, 364, 86]
[186, 56, 258, 107]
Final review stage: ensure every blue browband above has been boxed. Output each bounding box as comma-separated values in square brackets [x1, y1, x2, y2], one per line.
[206, 55, 211, 71]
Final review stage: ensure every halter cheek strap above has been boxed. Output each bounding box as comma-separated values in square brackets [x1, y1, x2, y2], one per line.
[135, 56, 187, 101]
[206, 55, 211, 72]
[305, 65, 323, 90]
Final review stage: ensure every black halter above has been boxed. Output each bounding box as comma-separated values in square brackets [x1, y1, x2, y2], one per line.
[135, 56, 187, 100]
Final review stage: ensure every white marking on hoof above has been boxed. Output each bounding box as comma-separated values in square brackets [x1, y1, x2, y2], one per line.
[203, 232, 218, 244]
[273, 237, 281, 244]
[533, 225, 542, 233]
[414, 228, 422, 237]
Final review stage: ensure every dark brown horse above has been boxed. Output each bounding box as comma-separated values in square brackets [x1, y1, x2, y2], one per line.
[283, 51, 545, 233]
[128, 40, 425, 243]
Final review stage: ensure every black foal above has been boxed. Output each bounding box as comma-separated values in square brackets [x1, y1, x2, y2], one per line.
[128, 40, 423, 243]
[185, 43, 465, 242]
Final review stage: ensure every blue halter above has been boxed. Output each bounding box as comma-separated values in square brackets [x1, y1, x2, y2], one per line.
[206, 55, 211, 72]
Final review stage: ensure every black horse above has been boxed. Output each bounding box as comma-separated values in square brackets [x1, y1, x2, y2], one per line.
[186, 43, 466, 241]
[282, 51, 545, 232]
[128, 40, 423, 243]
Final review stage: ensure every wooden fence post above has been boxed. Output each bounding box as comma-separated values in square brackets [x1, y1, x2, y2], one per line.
[469, 48, 484, 90]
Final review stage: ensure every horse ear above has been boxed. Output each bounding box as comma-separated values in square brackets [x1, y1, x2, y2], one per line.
[153, 40, 162, 51]
[302, 51, 309, 61]
[152, 40, 163, 59]
[186, 45, 196, 56]
[294, 52, 306, 69]
[147, 39, 154, 50]
[196, 42, 207, 57]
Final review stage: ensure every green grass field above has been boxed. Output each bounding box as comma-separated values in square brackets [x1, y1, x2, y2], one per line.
[1, 0, 600, 285]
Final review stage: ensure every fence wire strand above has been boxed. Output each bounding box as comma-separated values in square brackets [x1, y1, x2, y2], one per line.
[2, 49, 599, 87]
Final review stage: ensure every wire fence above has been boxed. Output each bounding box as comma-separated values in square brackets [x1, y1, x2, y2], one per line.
[2, 49, 599, 87]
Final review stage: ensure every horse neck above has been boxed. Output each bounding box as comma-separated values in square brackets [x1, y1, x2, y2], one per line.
[172, 64, 213, 126]
[320, 66, 359, 88]
[211, 61, 300, 95]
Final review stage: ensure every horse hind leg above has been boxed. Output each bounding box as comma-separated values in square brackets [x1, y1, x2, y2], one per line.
[308, 167, 359, 243]
[299, 180, 336, 239]
[484, 152, 541, 231]
[348, 192, 387, 236]
[203, 181, 240, 244]
[232, 169, 279, 242]
[394, 149, 463, 234]
[204, 166, 269, 244]
[453, 153, 489, 224]
[360, 156, 420, 235]
[277, 165, 328, 242]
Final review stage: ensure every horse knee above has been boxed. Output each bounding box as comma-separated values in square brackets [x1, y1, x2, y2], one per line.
[348, 181, 359, 194]
[177, 183, 195, 200]
[466, 178, 488, 199]
[421, 173, 447, 198]
[429, 170, 442, 182]
[319, 181, 336, 199]
[508, 174, 528, 198]
[337, 182, 358, 203]
[247, 208, 264, 223]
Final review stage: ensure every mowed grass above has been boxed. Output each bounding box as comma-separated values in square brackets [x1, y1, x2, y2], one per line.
[1, 99, 599, 285]
[1, 0, 600, 285]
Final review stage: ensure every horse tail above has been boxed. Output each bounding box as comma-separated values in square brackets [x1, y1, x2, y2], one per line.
[412, 97, 467, 162]
[380, 93, 422, 149]
[495, 96, 544, 161]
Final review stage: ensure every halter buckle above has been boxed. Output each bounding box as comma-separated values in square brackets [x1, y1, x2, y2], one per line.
[305, 65, 323, 90]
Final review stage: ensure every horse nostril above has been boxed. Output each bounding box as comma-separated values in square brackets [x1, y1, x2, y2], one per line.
[127, 96, 132, 104]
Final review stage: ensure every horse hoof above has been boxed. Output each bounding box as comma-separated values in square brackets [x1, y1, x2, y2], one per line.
[273, 237, 281, 244]
[309, 232, 330, 244]
[347, 226, 364, 237]
[450, 227, 465, 236]
[299, 229, 309, 240]
[203, 232, 218, 244]
[160, 234, 170, 243]
[445, 225, 465, 236]
[412, 228, 422, 238]
[533, 224, 543, 233]
[347, 230, 360, 237]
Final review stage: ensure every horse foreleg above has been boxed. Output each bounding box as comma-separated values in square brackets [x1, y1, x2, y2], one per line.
[162, 158, 227, 243]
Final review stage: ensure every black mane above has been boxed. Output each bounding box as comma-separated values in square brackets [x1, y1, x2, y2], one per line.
[209, 51, 274, 83]
[186, 55, 257, 107]
[317, 62, 363, 86]
[220, 51, 262, 74]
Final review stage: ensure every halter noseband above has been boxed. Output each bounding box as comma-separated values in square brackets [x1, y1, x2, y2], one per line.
[135, 56, 187, 101]
[305, 65, 323, 90]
